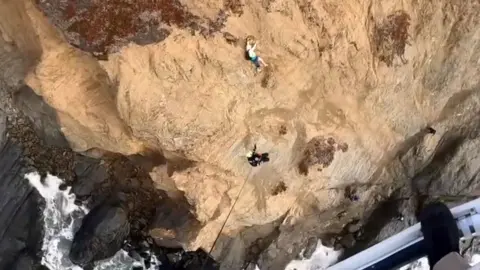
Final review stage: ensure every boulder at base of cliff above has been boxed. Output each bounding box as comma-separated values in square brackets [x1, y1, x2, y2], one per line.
[69, 199, 130, 267]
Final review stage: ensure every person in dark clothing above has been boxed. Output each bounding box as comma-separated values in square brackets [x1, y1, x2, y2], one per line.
[420, 202, 470, 270]
[246, 144, 269, 167]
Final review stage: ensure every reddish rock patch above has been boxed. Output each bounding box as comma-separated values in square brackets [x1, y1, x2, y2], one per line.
[35, 0, 228, 56]
[298, 136, 349, 175]
[67, 0, 189, 52]
[372, 10, 411, 66]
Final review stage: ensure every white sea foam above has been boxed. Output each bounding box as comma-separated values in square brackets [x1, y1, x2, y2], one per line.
[284, 240, 341, 270]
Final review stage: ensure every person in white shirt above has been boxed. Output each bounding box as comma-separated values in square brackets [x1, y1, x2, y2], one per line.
[246, 40, 268, 72]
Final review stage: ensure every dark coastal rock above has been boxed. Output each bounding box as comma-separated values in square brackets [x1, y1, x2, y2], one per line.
[0, 141, 43, 269]
[152, 248, 218, 270]
[175, 249, 218, 270]
[0, 114, 44, 270]
[71, 154, 108, 198]
[12, 85, 69, 148]
[9, 250, 48, 270]
[69, 199, 130, 267]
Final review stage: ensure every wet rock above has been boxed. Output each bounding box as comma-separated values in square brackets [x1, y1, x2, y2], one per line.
[136, 244, 149, 254]
[72, 155, 108, 198]
[69, 199, 130, 267]
[346, 221, 362, 233]
[9, 251, 39, 270]
[339, 234, 356, 249]
[140, 240, 150, 248]
[0, 135, 43, 269]
[163, 249, 218, 270]
[128, 250, 142, 261]
[146, 237, 154, 245]
[140, 251, 150, 258]
[354, 230, 363, 239]
[138, 218, 148, 227]
[167, 251, 184, 264]
[302, 237, 319, 258]
[334, 242, 343, 251]
[74, 198, 83, 206]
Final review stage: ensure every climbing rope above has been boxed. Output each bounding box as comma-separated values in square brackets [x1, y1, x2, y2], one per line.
[201, 170, 252, 270]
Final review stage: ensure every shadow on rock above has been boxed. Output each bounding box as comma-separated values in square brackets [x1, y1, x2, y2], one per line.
[12, 85, 69, 148]
[150, 197, 201, 249]
[340, 197, 403, 260]
[69, 197, 130, 267]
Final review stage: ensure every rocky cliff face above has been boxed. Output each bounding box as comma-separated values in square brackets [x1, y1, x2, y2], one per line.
[1, 0, 480, 269]
[0, 121, 44, 270]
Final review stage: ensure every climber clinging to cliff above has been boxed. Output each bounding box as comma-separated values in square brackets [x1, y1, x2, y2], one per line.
[246, 144, 270, 167]
[245, 36, 268, 72]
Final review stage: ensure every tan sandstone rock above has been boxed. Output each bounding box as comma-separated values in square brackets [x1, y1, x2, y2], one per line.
[2, 0, 480, 268]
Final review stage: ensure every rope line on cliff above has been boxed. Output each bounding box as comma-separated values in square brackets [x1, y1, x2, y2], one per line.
[201, 170, 252, 270]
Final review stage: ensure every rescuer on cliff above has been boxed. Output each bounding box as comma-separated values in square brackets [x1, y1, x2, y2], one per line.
[246, 144, 269, 167]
